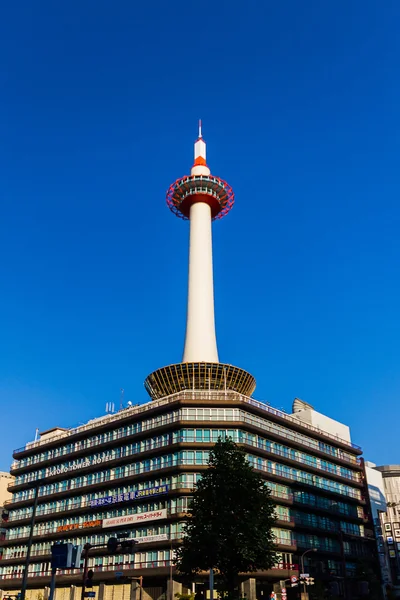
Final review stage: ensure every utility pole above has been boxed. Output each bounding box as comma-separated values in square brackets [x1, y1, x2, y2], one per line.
[20, 481, 40, 600]
[80, 543, 92, 600]
[48, 568, 57, 600]
[300, 548, 317, 600]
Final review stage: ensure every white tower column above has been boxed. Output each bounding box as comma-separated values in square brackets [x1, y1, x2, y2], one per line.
[182, 201, 219, 363]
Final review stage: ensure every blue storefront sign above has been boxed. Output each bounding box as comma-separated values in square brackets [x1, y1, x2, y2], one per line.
[89, 484, 169, 508]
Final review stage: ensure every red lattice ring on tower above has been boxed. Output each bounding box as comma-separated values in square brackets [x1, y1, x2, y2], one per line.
[166, 175, 235, 221]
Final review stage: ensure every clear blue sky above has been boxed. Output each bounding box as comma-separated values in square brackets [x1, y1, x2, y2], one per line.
[1, 0, 399, 469]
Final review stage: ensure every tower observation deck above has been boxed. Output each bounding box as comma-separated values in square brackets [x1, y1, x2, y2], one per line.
[145, 123, 255, 400]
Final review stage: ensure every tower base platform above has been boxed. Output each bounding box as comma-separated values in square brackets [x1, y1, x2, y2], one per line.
[144, 362, 256, 400]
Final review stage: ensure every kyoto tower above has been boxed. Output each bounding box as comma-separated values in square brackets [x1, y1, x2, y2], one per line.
[145, 124, 255, 400]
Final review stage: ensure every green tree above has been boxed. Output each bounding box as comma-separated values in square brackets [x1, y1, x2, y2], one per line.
[175, 438, 278, 599]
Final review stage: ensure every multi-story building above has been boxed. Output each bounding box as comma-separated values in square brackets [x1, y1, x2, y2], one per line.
[0, 472, 13, 562]
[367, 464, 400, 597]
[0, 392, 376, 600]
[0, 127, 379, 600]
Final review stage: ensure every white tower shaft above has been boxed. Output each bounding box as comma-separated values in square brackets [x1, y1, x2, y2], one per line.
[182, 201, 219, 363]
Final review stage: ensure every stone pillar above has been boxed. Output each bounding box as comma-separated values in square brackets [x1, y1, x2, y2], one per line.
[130, 582, 153, 600]
[70, 586, 78, 600]
[98, 584, 106, 600]
[242, 578, 256, 600]
[130, 581, 138, 600]
[166, 580, 182, 600]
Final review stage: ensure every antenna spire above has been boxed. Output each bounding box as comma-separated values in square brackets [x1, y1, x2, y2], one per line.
[198, 119, 202, 139]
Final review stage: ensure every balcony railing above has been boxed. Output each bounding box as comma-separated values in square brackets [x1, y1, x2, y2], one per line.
[7, 456, 362, 513]
[5, 485, 293, 524]
[253, 463, 362, 500]
[12, 391, 361, 456]
[11, 414, 181, 472]
[274, 536, 295, 547]
[0, 560, 300, 580]
[12, 431, 361, 490]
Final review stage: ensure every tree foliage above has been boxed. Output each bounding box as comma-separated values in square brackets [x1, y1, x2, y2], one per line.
[175, 438, 278, 597]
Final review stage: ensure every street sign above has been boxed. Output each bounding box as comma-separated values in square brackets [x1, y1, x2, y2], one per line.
[300, 573, 309, 579]
[84, 594, 96, 598]
[281, 589, 286, 594]
[290, 576, 298, 583]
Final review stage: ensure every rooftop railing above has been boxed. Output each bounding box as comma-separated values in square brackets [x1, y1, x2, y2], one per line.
[11, 408, 361, 475]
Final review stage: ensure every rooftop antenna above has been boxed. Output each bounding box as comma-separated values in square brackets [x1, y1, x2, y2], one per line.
[34, 428, 39, 442]
[198, 119, 202, 139]
[120, 388, 125, 411]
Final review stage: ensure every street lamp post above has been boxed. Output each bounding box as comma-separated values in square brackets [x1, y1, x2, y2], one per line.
[300, 549, 317, 600]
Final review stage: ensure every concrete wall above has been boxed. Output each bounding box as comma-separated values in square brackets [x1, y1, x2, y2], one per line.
[0, 472, 13, 508]
[291, 408, 351, 443]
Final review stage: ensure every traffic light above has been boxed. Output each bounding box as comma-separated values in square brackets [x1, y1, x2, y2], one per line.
[85, 568, 94, 588]
[71, 545, 82, 568]
[107, 537, 119, 553]
[51, 543, 73, 569]
[117, 531, 130, 539]
[120, 539, 137, 552]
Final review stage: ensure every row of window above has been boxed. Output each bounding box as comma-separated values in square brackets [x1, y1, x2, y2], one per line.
[179, 408, 358, 464]
[10, 495, 356, 543]
[247, 456, 361, 499]
[292, 490, 364, 518]
[13, 433, 172, 486]
[0, 548, 299, 578]
[12, 453, 211, 502]
[13, 407, 359, 474]
[0, 550, 172, 577]
[8, 474, 198, 521]
[176, 430, 359, 481]
[3, 522, 185, 553]
[5, 499, 190, 541]
[276, 506, 363, 536]
[2, 526, 293, 561]
[13, 412, 181, 470]
[0, 553, 361, 580]
[11, 451, 361, 507]
[14, 428, 360, 488]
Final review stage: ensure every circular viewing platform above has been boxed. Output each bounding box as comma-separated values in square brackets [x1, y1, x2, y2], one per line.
[144, 362, 256, 401]
[167, 175, 234, 220]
